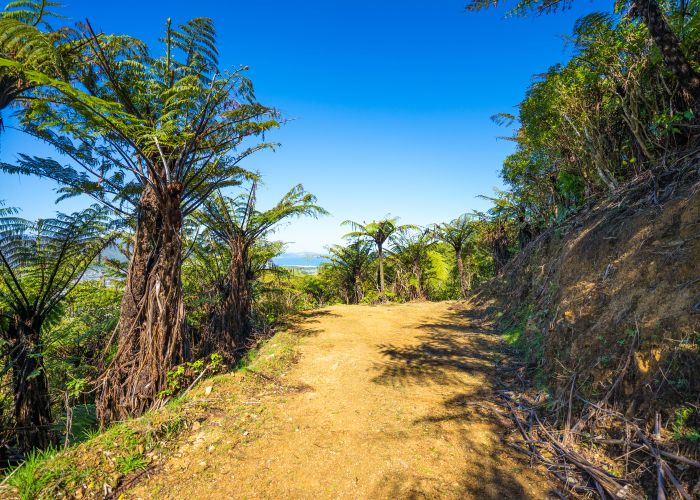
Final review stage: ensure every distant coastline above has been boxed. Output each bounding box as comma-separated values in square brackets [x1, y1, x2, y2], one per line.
[272, 252, 326, 269]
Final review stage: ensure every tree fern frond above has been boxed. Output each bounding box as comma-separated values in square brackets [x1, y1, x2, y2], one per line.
[2, 0, 64, 27]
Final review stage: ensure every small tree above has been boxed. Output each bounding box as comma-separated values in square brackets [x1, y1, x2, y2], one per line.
[193, 182, 326, 358]
[434, 215, 475, 299]
[390, 229, 435, 300]
[0, 206, 110, 450]
[342, 217, 415, 298]
[322, 240, 376, 304]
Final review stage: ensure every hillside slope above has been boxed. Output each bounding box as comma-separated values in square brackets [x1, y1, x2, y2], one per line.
[481, 169, 700, 418]
[474, 168, 700, 495]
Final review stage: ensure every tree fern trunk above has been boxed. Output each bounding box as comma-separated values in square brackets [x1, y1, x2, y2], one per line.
[96, 184, 188, 425]
[354, 274, 362, 304]
[414, 266, 424, 299]
[228, 238, 252, 347]
[635, 0, 700, 115]
[206, 238, 251, 361]
[455, 251, 468, 300]
[11, 320, 52, 451]
[378, 244, 385, 296]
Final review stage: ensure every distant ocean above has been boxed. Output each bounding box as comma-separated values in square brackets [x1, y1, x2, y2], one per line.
[272, 253, 326, 269]
[97, 247, 326, 272]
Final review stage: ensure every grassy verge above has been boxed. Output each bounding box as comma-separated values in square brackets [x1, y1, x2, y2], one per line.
[0, 327, 302, 500]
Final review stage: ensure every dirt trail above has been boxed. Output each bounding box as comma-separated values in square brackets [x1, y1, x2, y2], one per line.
[132, 302, 552, 499]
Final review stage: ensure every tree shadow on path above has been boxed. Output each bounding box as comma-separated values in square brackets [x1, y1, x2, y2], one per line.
[286, 308, 340, 338]
[370, 306, 501, 387]
[370, 303, 553, 499]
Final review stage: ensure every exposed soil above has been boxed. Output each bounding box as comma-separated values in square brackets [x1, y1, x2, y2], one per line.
[130, 301, 554, 499]
[481, 173, 700, 420]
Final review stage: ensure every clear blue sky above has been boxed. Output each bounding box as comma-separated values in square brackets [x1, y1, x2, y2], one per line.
[0, 0, 607, 253]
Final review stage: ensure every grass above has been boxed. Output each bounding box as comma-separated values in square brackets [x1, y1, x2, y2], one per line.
[502, 321, 524, 346]
[502, 316, 544, 368]
[672, 406, 700, 442]
[0, 326, 301, 499]
[53, 404, 98, 446]
[115, 453, 149, 474]
[3, 447, 59, 500]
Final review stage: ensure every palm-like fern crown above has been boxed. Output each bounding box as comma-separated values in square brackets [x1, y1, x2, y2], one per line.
[0, 206, 110, 320]
[2, 0, 61, 25]
[0, 1, 63, 68]
[196, 181, 327, 248]
[435, 214, 474, 251]
[342, 217, 416, 248]
[328, 240, 375, 274]
[391, 229, 434, 264]
[1, 16, 279, 217]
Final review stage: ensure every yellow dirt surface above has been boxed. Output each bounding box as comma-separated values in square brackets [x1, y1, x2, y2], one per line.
[131, 302, 553, 499]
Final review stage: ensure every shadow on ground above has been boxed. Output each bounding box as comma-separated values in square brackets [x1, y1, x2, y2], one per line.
[287, 309, 340, 338]
[370, 307, 501, 387]
[371, 303, 553, 499]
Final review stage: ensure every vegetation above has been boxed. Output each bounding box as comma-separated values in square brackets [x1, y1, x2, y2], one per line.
[321, 240, 376, 304]
[1, 325, 301, 499]
[0, 0, 75, 130]
[341, 217, 416, 299]
[0, 0, 290, 465]
[0, 206, 110, 450]
[1, 10, 279, 425]
[461, 0, 700, 265]
[433, 215, 474, 299]
[0, 0, 698, 497]
[190, 181, 326, 360]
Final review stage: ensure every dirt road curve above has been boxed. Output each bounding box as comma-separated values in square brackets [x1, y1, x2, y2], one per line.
[133, 302, 552, 499]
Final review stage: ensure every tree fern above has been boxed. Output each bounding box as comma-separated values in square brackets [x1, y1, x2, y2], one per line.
[189, 181, 326, 358]
[0, 17, 280, 424]
[2, 1, 63, 26]
[342, 217, 417, 296]
[323, 240, 376, 304]
[0, 206, 111, 450]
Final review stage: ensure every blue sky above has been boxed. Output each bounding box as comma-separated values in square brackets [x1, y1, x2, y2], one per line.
[0, 0, 607, 252]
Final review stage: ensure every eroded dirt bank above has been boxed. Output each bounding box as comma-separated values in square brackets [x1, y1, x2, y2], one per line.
[131, 302, 553, 499]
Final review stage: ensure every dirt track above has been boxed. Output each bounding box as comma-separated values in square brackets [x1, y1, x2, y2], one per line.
[132, 302, 552, 499]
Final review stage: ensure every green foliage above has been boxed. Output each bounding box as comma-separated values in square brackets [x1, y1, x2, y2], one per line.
[0, 323, 302, 499]
[341, 217, 417, 296]
[0, 207, 111, 316]
[43, 279, 121, 394]
[389, 229, 436, 300]
[342, 217, 416, 250]
[183, 181, 326, 351]
[451, 3, 700, 281]
[0, 0, 73, 131]
[671, 406, 700, 442]
[115, 453, 148, 474]
[423, 246, 456, 300]
[159, 353, 224, 399]
[0, 208, 112, 448]
[1, 15, 279, 219]
[502, 321, 525, 346]
[503, 315, 545, 369]
[319, 239, 375, 304]
[4, 446, 59, 500]
[58, 404, 97, 445]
